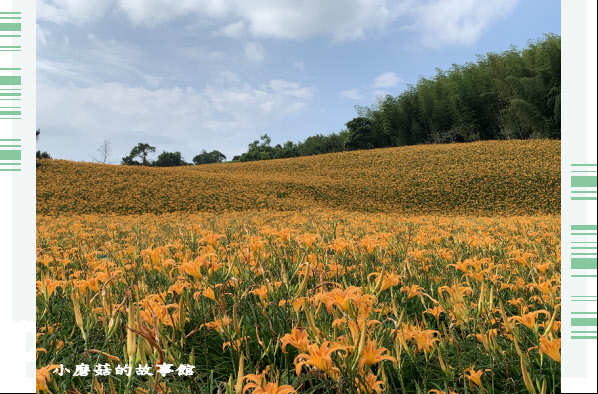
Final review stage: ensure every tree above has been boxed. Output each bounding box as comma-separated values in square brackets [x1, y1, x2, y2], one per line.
[345, 117, 374, 150]
[238, 134, 279, 162]
[192, 150, 226, 165]
[91, 137, 113, 164]
[36, 150, 51, 159]
[153, 151, 186, 167]
[121, 143, 156, 166]
[35, 128, 51, 161]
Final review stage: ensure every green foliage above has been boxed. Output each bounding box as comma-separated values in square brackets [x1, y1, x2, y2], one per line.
[235, 131, 349, 163]
[350, 34, 561, 149]
[36, 150, 52, 159]
[193, 150, 227, 165]
[345, 117, 374, 150]
[121, 143, 156, 166]
[153, 151, 187, 167]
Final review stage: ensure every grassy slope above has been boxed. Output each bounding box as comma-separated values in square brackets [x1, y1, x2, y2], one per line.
[36, 140, 560, 215]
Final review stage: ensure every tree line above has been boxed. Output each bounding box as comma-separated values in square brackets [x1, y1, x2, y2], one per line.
[39, 34, 561, 166]
[232, 33, 560, 162]
[120, 143, 226, 167]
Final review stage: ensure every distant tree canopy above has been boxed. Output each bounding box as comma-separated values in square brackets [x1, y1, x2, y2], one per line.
[121, 143, 156, 166]
[193, 150, 226, 165]
[116, 34, 560, 167]
[345, 33, 561, 147]
[233, 132, 348, 162]
[231, 34, 561, 163]
[36, 128, 52, 160]
[153, 151, 187, 167]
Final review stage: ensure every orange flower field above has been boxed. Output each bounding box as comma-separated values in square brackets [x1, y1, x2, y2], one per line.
[36, 141, 561, 393]
[36, 140, 559, 216]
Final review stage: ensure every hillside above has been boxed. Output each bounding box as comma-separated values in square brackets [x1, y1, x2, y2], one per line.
[36, 140, 560, 215]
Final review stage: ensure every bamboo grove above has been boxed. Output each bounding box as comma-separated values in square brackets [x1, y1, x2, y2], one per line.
[231, 34, 560, 163]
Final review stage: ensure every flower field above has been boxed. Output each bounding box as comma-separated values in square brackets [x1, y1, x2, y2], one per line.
[36, 141, 561, 393]
[36, 140, 559, 216]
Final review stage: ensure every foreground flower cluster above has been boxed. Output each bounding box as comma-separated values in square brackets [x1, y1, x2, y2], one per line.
[36, 211, 561, 393]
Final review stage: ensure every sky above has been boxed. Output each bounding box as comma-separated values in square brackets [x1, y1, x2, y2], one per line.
[35, 0, 561, 163]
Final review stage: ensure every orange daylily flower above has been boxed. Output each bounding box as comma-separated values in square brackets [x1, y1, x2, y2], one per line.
[280, 328, 310, 353]
[294, 341, 347, 379]
[36, 364, 61, 392]
[243, 372, 296, 394]
[250, 285, 269, 302]
[358, 340, 397, 372]
[401, 284, 423, 299]
[509, 310, 550, 329]
[356, 373, 386, 394]
[315, 286, 362, 313]
[539, 336, 561, 362]
[202, 287, 217, 301]
[465, 366, 484, 388]
[412, 329, 440, 353]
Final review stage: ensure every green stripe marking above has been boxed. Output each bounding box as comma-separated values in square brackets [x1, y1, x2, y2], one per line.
[0, 139, 20, 141]
[572, 312, 598, 314]
[572, 336, 597, 339]
[572, 176, 598, 187]
[572, 275, 598, 277]
[0, 150, 21, 160]
[572, 258, 597, 269]
[572, 318, 598, 326]
[0, 111, 20, 115]
[0, 76, 21, 85]
[572, 197, 598, 201]
[572, 164, 598, 166]
[0, 163, 20, 165]
[0, 23, 20, 31]
[572, 225, 598, 230]
[572, 232, 598, 235]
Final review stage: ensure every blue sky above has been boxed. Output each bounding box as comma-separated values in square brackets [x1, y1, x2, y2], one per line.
[36, 0, 561, 163]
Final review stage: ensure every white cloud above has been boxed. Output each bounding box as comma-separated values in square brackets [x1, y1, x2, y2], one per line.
[36, 73, 315, 161]
[36, 59, 95, 85]
[142, 74, 162, 88]
[412, 0, 519, 48]
[37, 0, 402, 40]
[177, 46, 225, 62]
[37, 0, 115, 24]
[36, 24, 49, 46]
[372, 72, 401, 88]
[292, 60, 305, 71]
[37, 0, 519, 47]
[340, 89, 362, 100]
[215, 20, 246, 38]
[243, 41, 265, 62]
